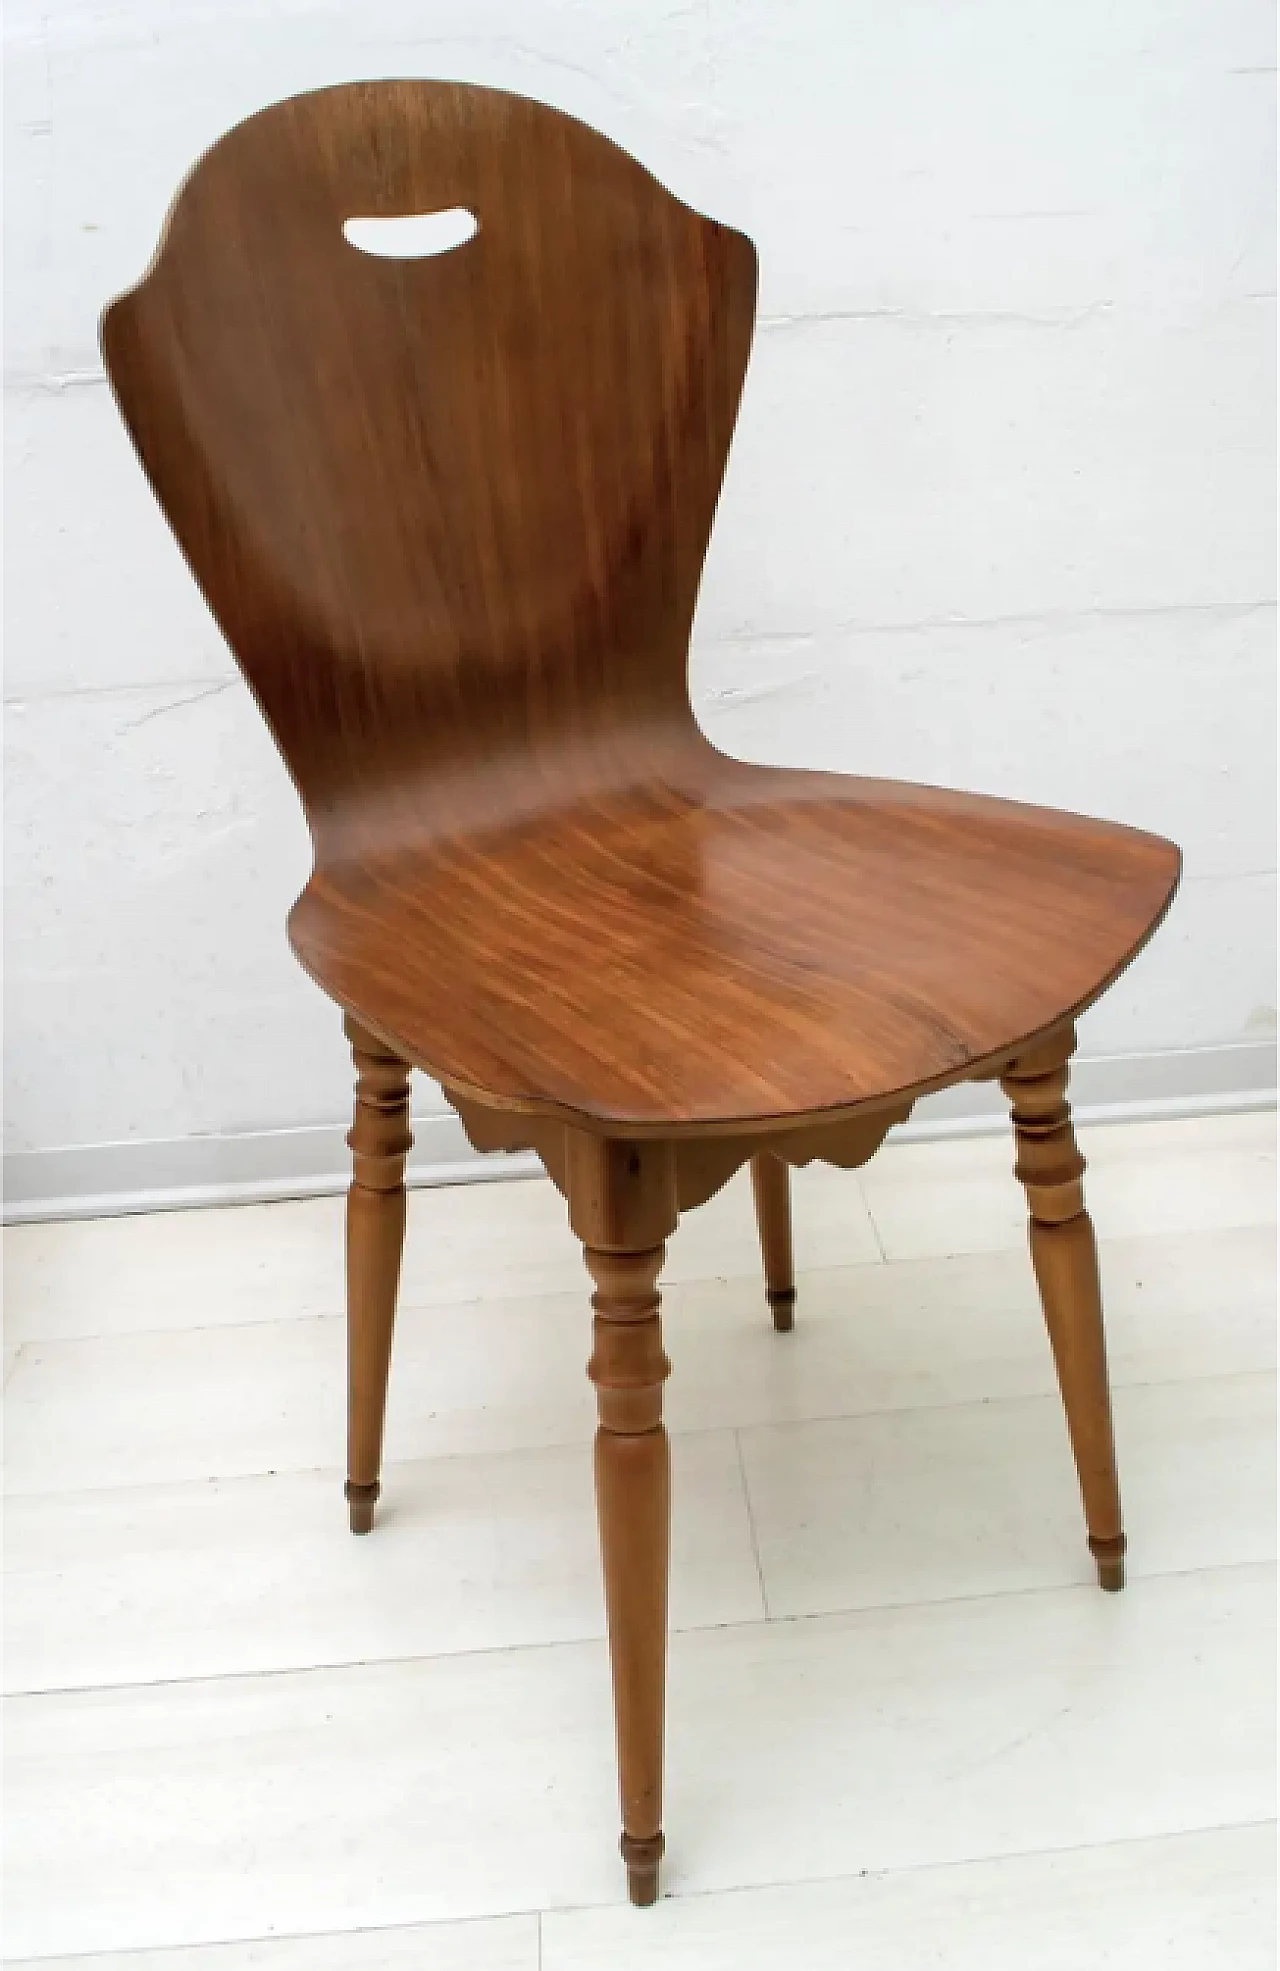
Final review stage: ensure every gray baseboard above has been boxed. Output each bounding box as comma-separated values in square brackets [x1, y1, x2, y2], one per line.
[3, 1042, 1274, 1226]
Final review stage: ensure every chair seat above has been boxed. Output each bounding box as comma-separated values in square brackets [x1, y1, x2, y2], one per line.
[289, 762, 1180, 1131]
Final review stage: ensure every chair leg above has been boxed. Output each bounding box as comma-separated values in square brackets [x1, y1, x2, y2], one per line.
[343, 1014, 412, 1535]
[1001, 1029, 1126, 1592]
[750, 1152, 796, 1330]
[567, 1132, 678, 1907]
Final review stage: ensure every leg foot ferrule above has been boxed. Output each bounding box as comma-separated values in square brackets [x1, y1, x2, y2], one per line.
[345, 1478, 380, 1535]
[621, 1829, 664, 1907]
[1089, 1531, 1126, 1592]
[767, 1286, 797, 1332]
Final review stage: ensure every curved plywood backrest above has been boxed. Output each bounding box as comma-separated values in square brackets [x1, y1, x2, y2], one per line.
[101, 81, 758, 848]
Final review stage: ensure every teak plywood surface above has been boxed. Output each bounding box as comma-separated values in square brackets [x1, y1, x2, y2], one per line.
[102, 79, 1181, 1906]
[100, 79, 1178, 1135]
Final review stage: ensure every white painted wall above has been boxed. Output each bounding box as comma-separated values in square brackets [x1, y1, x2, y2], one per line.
[4, 1, 1276, 1202]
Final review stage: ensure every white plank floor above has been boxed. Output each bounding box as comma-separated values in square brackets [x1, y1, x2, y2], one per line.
[3, 1112, 1276, 1967]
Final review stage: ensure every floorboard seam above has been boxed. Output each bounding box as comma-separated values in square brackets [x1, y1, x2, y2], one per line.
[6, 1367, 1272, 1503]
[7, 1557, 1273, 1702]
[733, 1427, 772, 1620]
[6, 1818, 1273, 1964]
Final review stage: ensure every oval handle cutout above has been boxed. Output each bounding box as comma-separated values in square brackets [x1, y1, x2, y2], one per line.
[342, 208, 478, 259]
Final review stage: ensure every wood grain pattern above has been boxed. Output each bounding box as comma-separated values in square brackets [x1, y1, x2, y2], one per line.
[100, 79, 1180, 1139]
[99, 78, 1181, 1906]
[444, 1085, 912, 1212]
[1002, 1027, 1126, 1591]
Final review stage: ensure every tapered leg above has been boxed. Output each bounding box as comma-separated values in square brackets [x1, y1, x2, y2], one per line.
[568, 1133, 678, 1907]
[1001, 1028, 1125, 1591]
[750, 1152, 796, 1330]
[344, 1015, 412, 1535]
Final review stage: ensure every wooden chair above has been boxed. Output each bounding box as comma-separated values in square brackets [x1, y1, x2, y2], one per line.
[101, 80, 1181, 1907]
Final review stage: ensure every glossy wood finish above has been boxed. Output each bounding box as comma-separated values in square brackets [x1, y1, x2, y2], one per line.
[751, 1153, 796, 1330]
[343, 1017, 412, 1535]
[1002, 1028, 1126, 1591]
[568, 1133, 678, 1907]
[100, 80, 1180, 1138]
[294, 774, 1181, 1132]
[100, 79, 1181, 1907]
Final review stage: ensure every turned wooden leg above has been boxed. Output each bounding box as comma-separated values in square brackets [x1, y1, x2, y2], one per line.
[344, 1014, 412, 1535]
[1001, 1028, 1125, 1592]
[567, 1133, 678, 1907]
[750, 1152, 796, 1330]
